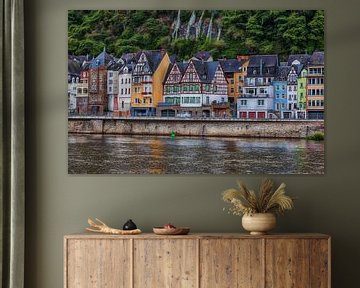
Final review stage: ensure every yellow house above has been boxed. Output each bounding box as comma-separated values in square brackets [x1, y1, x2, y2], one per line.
[236, 55, 249, 98]
[131, 50, 171, 116]
[220, 56, 249, 104]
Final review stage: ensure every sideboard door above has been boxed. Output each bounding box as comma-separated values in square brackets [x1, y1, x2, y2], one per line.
[66, 239, 131, 288]
[265, 238, 329, 288]
[133, 239, 198, 288]
[200, 239, 264, 288]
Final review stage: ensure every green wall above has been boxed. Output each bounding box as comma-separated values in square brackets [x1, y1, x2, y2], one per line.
[25, 0, 360, 287]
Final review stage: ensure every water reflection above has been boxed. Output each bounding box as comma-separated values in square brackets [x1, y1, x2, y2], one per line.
[68, 134, 325, 174]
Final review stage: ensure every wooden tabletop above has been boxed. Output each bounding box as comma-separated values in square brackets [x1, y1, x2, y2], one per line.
[65, 232, 330, 240]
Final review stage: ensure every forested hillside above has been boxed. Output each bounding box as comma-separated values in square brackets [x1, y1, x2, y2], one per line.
[68, 10, 324, 61]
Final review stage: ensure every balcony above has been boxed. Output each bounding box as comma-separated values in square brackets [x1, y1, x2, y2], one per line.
[243, 94, 270, 98]
[157, 102, 180, 107]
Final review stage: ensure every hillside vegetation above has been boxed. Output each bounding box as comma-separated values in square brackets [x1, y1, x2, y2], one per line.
[68, 10, 324, 61]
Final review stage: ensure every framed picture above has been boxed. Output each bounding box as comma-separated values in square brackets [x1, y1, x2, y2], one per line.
[68, 10, 325, 175]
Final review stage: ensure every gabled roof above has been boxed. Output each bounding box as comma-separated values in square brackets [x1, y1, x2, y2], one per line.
[248, 55, 278, 67]
[119, 63, 134, 74]
[189, 60, 222, 84]
[169, 54, 177, 64]
[290, 64, 304, 76]
[164, 62, 187, 83]
[68, 59, 81, 75]
[309, 51, 324, 65]
[274, 66, 291, 81]
[219, 59, 241, 73]
[193, 51, 212, 61]
[120, 52, 137, 64]
[205, 61, 220, 83]
[107, 61, 123, 71]
[287, 54, 311, 66]
[90, 50, 114, 69]
[136, 50, 167, 73]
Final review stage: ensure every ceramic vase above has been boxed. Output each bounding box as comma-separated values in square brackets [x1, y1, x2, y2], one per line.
[242, 213, 276, 235]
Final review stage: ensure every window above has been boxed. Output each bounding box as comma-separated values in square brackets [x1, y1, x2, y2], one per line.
[121, 101, 124, 109]
[109, 72, 113, 77]
[240, 100, 247, 106]
[109, 87, 112, 92]
[83, 88, 88, 94]
[258, 100, 264, 106]
[230, 79, 234, 84]
[121, 79, 124, 84]
[196, 97, 201, 103]
[230, 88, 234, 93]
[109, 80, 113, 85]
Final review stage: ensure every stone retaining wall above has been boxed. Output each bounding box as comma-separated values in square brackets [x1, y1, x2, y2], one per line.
[68, 117, 324, 139]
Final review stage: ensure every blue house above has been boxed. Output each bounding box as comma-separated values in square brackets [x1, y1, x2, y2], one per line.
[273, 66, 291, 119]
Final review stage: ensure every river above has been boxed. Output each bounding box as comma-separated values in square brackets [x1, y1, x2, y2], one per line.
[68, 134, 324, 174]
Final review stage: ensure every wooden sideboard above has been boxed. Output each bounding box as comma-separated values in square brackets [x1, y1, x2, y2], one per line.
[64, 233, 330, 288]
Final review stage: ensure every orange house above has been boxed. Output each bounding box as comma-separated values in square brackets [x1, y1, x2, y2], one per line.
[131, 50, 171, 116]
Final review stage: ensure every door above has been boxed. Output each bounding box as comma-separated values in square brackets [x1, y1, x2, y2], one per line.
[249, 112, 256, 119]
[200, 239, 264, 288]
[257, 112, 265, 119]
[133, 239, 198, 288]
[66, 239, 132, 288]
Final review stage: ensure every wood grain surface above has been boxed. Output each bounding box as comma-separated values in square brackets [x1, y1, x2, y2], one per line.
[64, 233, 330, 288]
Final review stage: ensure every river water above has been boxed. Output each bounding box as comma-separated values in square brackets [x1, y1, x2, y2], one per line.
[68, 134, 324, 174]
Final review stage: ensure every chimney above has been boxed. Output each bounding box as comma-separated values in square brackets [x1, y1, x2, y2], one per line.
[160, 48, 166, 58]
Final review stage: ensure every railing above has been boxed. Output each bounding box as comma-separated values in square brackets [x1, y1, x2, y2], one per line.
[242, 94, 270, 98]
[68, 112, 323, 122]
[157, 102, 180, 107]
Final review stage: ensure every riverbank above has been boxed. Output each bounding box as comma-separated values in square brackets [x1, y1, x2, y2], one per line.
[68, 116, 324, 139]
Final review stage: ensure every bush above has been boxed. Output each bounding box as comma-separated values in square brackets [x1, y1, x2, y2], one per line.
[307, 132, 324, 141]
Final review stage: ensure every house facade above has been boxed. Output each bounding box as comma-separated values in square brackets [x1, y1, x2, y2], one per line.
[297, 68, 308, 118]
[287, 66, 299, 118]
[107, 65, 120, 113]
[68, 59, 81, 113]
[273, 66, 290, 119]
[237, 55, 278, 119]
[118, 64, 133, 116]
[306, 52, 324, 119]
[131, 50, 171, 116]
[159, 62, 186, 117]
[88, 49, 114, 114]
